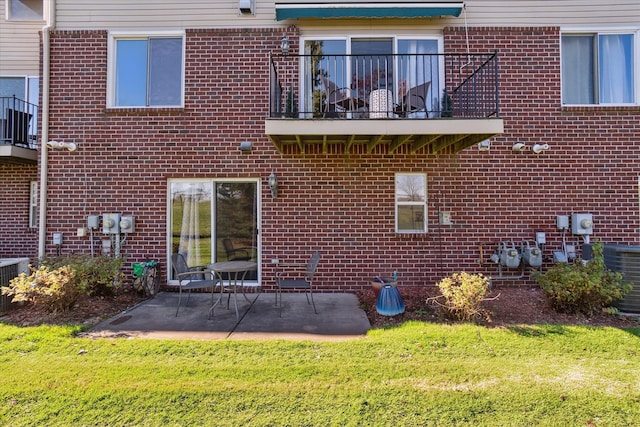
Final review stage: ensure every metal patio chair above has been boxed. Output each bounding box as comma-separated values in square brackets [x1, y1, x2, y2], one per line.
[275, 251, 321, 317]
[170, 253, 217, 316]
[394, 81, 431, 117]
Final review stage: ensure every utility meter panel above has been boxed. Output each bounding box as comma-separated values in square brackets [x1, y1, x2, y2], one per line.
[120, 216, 135, 233]
[571, 213, 593, 235]
[103, 213, 121, 234]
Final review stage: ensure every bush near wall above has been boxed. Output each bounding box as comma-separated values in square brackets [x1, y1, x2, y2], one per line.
[533, 241, 632, 315]
[1, 255, 124, 312]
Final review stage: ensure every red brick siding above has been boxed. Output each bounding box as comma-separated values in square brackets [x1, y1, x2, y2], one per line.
[41, 27, 640, 290]
[0, 164, 38, 259]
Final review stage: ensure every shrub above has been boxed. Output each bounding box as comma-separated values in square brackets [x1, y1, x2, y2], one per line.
[40, 255, 124, 296]
[533, 241, 632, 315]
[2, 264, 81, 312]
[2, 255, 125, 312]
[433, 272, 489, 321]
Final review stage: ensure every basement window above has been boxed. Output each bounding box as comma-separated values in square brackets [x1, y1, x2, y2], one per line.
[395, 173, 427, 233]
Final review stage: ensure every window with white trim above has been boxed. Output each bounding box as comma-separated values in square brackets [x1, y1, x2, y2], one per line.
[395, 173, 427, 233]
[108, 33, 185, 108]
[7, 0, 42, 20]
[29, 181, 37, 228]
[562, 32, 635, 105]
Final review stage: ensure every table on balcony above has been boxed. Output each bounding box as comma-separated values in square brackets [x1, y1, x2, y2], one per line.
[369, 89, 394, 118]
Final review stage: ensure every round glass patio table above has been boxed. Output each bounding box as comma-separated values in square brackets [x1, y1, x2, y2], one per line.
[208, 261, 257, 320]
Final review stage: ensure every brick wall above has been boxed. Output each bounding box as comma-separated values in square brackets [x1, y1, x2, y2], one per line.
[42, 27, 640, 290]
[0, 164, 38, 259]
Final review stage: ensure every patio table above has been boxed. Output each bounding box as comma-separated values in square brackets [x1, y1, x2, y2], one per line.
[208, 260, 258, 320]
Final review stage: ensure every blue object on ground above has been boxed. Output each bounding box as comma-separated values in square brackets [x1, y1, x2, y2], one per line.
[376, 285, 405, 316]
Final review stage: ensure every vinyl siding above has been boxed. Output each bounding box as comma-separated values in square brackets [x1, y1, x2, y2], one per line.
[0, 0, 43, 75]
[53, 0, 640, 30]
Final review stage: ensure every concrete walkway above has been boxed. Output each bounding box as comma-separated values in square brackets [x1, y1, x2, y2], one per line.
[84, 291, 372, 341]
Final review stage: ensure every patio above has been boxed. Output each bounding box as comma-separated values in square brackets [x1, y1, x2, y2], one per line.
[85, 291, 371, 341]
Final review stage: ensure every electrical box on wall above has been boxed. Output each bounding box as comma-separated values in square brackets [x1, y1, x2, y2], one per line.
[556, 215, 569, 230]
[52, 233, 63, 245]
[103, 213, 120, 234]
[571, 213, 593, 235]
[87, 215, 100, 229]
[439, 211, 452, 225]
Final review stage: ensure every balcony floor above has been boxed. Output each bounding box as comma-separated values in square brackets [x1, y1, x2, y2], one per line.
[265, 117, 504, 155]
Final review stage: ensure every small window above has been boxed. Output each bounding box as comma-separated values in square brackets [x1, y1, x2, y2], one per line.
[7, 0, 43, 20]
[29, 181, 37, 228]
[562, 33, 635, 105]
[109, 34, 184, 107]
[395, 173, 427, 233]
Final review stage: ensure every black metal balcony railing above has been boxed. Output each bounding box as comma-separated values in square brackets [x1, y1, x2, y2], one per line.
[0, 96, 39, 150]
[269, 52, 499, 120]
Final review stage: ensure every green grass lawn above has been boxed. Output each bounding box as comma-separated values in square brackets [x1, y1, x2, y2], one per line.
[1, 321, 639, 426]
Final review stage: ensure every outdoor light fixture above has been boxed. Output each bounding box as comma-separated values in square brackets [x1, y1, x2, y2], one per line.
[280, 34, 290, 56]
[512, 142, 526, 152]
[532, 143, 550, 154]
[268, 171, 278, 198]
[46, 141, 77, 151]
[239, 140, 252, 151]
[477, 140, 490, 151]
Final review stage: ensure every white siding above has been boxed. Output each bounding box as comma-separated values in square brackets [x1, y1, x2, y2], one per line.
[0, 0, 43, 75]
[53, 0, 640, 31]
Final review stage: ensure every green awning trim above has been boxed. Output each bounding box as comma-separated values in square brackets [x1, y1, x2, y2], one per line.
[275, 2, 464, 20]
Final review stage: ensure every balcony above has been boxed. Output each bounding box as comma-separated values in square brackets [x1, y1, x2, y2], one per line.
[0, 96, 38, 164]
[266, 52, 503, 155]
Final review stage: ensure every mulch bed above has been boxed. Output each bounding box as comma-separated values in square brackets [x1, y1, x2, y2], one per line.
[2, 285, 638, 329]
[357, 285, 640, 329]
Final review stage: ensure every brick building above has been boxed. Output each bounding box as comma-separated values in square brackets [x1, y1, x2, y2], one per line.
[2, 0, 639, 291]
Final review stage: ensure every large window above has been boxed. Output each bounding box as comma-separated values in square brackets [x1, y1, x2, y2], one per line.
[109, 33, 184, 107]
[7, 0, 42, 20]
[395, 173, 427, 233]
[562, 33, 635, 105]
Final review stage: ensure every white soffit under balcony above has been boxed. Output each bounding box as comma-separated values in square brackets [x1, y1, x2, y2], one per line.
[275, 1, 465, 20]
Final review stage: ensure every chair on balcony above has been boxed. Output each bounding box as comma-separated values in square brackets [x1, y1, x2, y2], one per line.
[275, 251, 321, 317]
[170, 253, 217, 316]
[394, 81, 431, 117]
[321, 77, 359, 117]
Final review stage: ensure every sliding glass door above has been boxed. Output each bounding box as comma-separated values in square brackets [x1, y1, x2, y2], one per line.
[169, 179, 259, 282]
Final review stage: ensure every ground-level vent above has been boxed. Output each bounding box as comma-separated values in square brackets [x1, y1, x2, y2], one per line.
[603, 245, 640, 314]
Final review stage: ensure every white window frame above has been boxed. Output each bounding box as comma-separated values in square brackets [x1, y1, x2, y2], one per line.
[29, 181, 37, 228]
[166, 178, 262, 286]
[6, 0, 43, 20]
[107, 31, 186, 108]
[395, 173, 428, 234]
[561, 28, 639, 106]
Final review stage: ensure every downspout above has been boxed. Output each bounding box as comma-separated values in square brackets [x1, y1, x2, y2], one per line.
[38, 0, 56, 258]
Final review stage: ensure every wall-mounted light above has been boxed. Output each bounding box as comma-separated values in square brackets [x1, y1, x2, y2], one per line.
[46, 141, 77, 151]
[512, 142, 526, 152]
[239, 140, 252, 152]
[477, 140, 490, 151]
[532, 143, 550, 154]
[268, 171, 278, 198]
[280, 34, 290, 56]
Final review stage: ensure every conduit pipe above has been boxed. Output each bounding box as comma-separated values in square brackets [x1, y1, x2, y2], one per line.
[38, 0, 56, 258]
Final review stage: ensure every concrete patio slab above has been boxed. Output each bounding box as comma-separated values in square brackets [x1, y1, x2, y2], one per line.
[84, 291, 371, 341]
